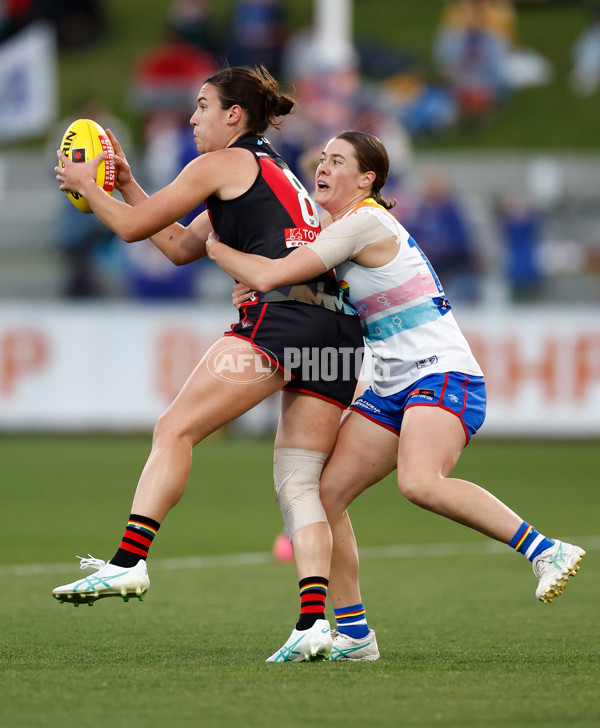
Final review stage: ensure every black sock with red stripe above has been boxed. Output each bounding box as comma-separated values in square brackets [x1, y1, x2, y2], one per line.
[109, 514, 161, 568]
[295, 576, 328, 630]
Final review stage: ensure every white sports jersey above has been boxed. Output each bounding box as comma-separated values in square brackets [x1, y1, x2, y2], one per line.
[326, 199, 483, 397]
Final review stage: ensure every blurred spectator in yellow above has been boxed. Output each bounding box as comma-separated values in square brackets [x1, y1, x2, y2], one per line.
[405, 167, 480, 303]
[438, 0, 517, 40]
[434, 0, 517, 122]
[569, 5, 600, 96]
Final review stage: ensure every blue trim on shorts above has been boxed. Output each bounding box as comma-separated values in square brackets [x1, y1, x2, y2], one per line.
[350, 372, 487, 442]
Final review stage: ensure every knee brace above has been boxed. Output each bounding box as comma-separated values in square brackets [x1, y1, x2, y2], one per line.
[273, 447, 328, 541]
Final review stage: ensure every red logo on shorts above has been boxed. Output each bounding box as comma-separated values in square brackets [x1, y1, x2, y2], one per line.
[409, 388, 436, 399]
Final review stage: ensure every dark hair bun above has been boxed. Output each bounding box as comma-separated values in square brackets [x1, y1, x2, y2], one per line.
[273, 95, 295, 117]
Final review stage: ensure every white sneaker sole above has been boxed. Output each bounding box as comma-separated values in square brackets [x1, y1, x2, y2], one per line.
[52, 560, 150, 607]
[537, 549, 586, 604]
[53, 583, 148, 606]
[332, 653, 380, 662]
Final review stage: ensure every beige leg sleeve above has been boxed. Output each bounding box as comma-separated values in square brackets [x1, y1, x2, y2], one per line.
[273, 447, 328, 540]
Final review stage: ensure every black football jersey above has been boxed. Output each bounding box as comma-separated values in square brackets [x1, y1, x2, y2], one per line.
[205, 133, 345, 306]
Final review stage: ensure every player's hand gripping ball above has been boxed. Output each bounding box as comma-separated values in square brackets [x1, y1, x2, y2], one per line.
[59, 118, 116, 213]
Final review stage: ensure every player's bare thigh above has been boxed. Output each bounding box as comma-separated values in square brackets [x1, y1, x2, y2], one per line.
[319, 411, 399, 514]
[274, 390, 344, 454]
[397, 405, 466, 488]
[157, 336, 285, 444]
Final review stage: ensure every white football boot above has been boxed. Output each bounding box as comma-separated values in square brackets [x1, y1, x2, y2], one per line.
[52, 555, 150, 606]
[330, 629, 380, 661]
[532, 540, 586, 603]
[266, 619, 332, 662]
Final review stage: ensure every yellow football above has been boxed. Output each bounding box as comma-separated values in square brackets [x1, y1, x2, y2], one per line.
[59, 118, 116, 213]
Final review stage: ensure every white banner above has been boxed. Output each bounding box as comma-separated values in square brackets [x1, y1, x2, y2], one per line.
[0, 303, 231, 430]
[0, 303, 599, 437]
[456, 307, 600, 436]
[0, 23, 57, 142]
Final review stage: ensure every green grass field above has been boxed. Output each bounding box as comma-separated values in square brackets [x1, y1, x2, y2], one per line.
[1, 434, 598, 727]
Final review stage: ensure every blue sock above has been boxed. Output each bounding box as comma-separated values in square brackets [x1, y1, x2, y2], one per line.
[509, 521, 554, 562]
[334, 602, 370, 639]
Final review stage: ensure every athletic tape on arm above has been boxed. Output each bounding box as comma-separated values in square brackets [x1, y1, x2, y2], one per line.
[308, 212, 395, 270]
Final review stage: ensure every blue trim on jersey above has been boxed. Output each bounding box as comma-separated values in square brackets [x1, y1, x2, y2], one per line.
[350, 372, 486, 441]
[407, 236, 444, 294]
[363, 297, 450, 342]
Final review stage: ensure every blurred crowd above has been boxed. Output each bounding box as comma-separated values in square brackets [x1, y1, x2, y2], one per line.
[2, 0, 599, 304]
[0, 0, 105, 47]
